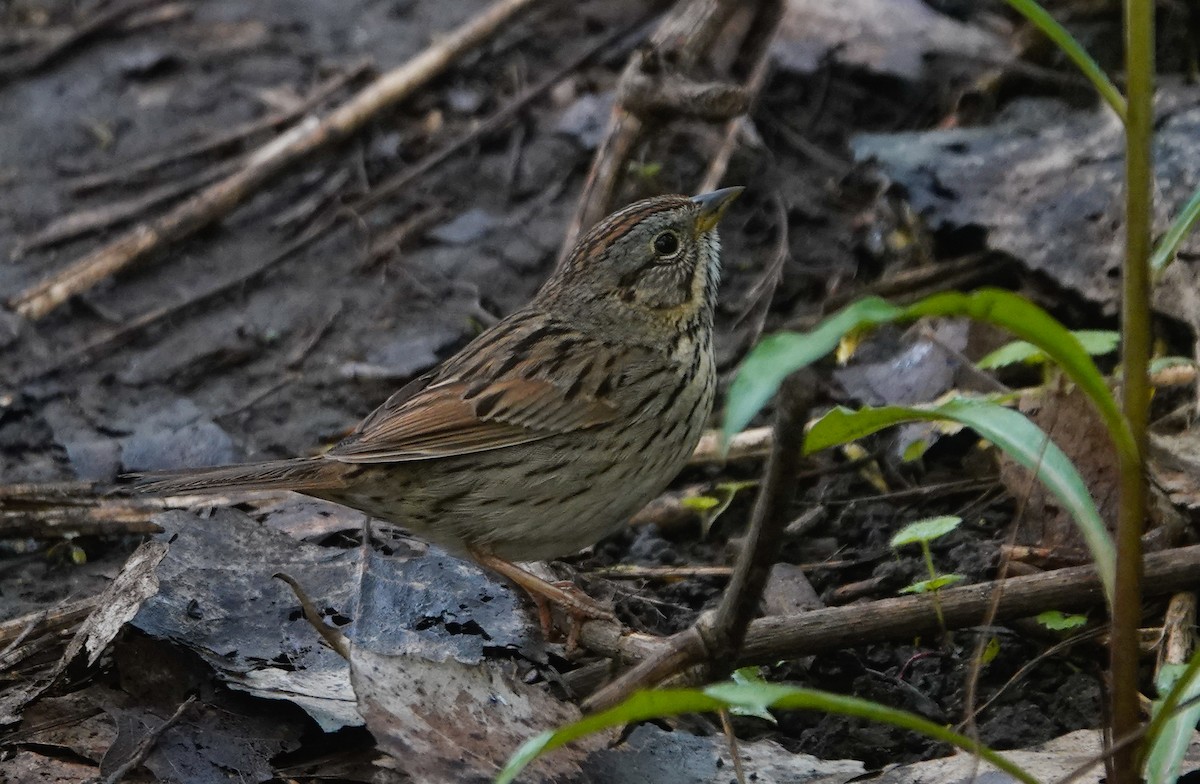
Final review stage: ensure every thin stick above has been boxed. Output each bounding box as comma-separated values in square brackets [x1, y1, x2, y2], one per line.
[577, 544, 1200, 699]
[0, 597, 100, 648]
[353, 18, 642, 214]
[690, 426, 772, 464]
[0, 0, 159, 81]
[274, 572, 350, 660]
[95, 695, 197, 784]
[68, 60, 372, 193]
[18, 158, 241, 253]
[718, 709, 748, 784]
[559, 0, 743, 258]
[705, 372, 814, 673]
[697, 0, 783, 193]
[10, 0, 539, 320]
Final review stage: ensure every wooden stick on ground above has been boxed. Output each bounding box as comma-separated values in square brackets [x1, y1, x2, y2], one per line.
[0, 0, 161, 82]
[67, 60, 372, 194]
[577, 544, 1200, 708]
[10, 0, 539, 321]
[697, 0, 783, 193]
[558, 0, 744, 259]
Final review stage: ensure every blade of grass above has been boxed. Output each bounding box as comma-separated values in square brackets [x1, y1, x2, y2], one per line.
[1150, 184, 1200, 275]
[497, 683, 1041, 784]
[725, 289, 1137, 469]
[1002, 0, 1127, 122]
[723, 297, 903, 440]
[1145, 655, 1200, 783]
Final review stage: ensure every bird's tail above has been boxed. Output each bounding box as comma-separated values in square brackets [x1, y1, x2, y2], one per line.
[129, 456, 347, 495]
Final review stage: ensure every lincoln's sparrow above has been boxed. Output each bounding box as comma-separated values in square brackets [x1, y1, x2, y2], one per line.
[138, 188, 742, 624]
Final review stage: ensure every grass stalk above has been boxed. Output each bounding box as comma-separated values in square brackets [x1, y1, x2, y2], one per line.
[1111, 0, 1154, 779]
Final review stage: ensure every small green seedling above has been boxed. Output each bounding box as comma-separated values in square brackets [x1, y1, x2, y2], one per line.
[681, 480, 758, 538]
[1035, 610, 1088, 632]
[728, 667, 778, 724]
[891, 515, 965, 630]
[980, 636, 1002, 666]
[627, 160, 663, 182]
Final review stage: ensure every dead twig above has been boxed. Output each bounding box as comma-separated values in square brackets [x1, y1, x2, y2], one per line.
[587, 565, 735, 581]
[690, 426, 772, 464]
[0, 0, 161, 82]
[274, 572, 350, 659]
[724, 190, 788, 360]
[353, 16, 646, 215]
[815, 252, 1003, 317]
[576, 544, 1200, 697]
[10, 0, 540, 320]
[703, 371, 815, 672]
[0, 483, 281, 538]
[0, 597, 100, 649]
[559, 0, 745, 258]
[69, 60, 372, 194]
[957, 627, 1105, 730]
[362, 205, 447, 269]
[697, 0, 782, 193]
[18, 158, 241, 253]
[94, 694, 197, 784]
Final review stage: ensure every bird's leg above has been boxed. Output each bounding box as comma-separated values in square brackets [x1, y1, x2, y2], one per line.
[470, 549, 615, 647]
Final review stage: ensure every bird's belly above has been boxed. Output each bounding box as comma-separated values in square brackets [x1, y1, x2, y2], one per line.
[331, 417, 705, 561]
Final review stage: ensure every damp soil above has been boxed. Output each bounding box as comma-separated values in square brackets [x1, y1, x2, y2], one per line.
[0, 0, 1133, 775]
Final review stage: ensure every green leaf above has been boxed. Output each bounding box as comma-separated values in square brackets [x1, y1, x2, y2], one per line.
[723, 297, 903, 439]
[977, 330, 1120, 369]
[1150, 356, 1195, 375]
[1152, 184, 1200, 274]
[680, 496, 720, 512]
[1146, 656, 1200, 784]
[902, 291, 1135, 466]
[981, 637, 1001, 666]
[901, 438, 929, 462]
[497, 682, 1040, 784]
[1001, 0, 1126, 123]
[806, 398, 1115, 606]
[728, 667, 778, 723]
[900, 574, 966, 594]
[1036, 610, 1088, 631]
[891, 516, 963, 548]
[731, 666, 768, 685]
[724, 290, 1136, 469]
[683, 481, 757, 537]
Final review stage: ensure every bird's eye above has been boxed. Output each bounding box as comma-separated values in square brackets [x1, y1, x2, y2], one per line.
[652, 230, 681, 259]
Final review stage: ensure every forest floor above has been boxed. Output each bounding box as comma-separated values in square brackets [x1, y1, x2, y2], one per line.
[2, 1, 1200, 782]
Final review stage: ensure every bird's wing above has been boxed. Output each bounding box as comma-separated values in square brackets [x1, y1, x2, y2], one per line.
[326, 319, 621, 463]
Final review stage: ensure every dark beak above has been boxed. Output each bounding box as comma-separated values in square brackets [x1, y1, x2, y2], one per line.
[693, 186, 744, 233]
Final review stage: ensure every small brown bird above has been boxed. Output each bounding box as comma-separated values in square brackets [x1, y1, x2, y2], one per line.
[137, 188, 742, 626]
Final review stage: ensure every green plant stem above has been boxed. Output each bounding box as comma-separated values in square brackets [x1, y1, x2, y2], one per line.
[921, 541, 948, 631]
[1003, 0, 1127, 122]
[1113, 0, 1154, 780]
